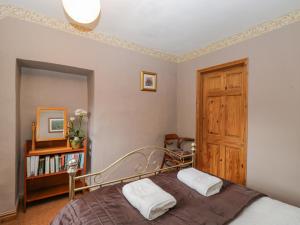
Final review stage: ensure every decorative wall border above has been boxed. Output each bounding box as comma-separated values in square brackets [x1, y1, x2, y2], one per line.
[177, 9, 300, 63]
[1, 4, 300, 63]
[0, 4, 178, 63]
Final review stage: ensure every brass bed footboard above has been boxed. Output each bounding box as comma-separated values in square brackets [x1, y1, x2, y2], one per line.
[67, 143, 196, 200]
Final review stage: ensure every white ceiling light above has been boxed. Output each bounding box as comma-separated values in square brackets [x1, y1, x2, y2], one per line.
[62, 0, 101, 24]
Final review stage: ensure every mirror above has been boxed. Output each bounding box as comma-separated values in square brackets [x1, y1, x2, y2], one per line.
[36, 107, 67, 141]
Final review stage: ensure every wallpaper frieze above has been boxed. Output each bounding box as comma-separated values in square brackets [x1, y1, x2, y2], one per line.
[1, 4, 300, 63]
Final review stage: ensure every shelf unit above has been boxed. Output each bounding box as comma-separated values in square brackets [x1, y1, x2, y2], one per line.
[25, 168, 84, 180]
[23, 139, 87, 211]
[26, 180, 85, 203]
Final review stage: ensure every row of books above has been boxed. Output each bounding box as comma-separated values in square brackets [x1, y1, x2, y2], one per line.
[26, 153, 84, 177]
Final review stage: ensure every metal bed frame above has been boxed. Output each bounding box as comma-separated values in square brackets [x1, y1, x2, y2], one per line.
[67, 143, 196, 200]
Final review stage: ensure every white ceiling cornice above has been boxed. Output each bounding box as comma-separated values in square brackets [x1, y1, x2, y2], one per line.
[1, 4, 300, 64]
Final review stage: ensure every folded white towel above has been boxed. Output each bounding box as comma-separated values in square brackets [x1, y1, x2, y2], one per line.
[122, 178, 177, 220]
[177, 167, 223, 197]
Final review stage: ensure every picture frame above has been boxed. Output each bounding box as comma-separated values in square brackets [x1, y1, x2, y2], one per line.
[48, 118, 64, 133]
[140, 71, 157, 92]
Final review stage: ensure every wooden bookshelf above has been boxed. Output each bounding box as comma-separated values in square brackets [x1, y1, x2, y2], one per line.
[27, 180, 85, 203]
[23, 139, 87, 211]
[26, 168, 84, 180]
[27, 147, 84, 156]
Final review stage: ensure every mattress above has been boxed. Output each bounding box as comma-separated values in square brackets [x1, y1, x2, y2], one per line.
[230, 196, 300, 225]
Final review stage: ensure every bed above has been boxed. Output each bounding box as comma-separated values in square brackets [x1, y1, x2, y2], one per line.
[51, 144, 300, 225]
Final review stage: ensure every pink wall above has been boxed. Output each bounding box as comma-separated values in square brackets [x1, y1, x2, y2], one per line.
[177, 21, 300, 206]
[1, 15, 300, 216]
[0, 17, 177, 214]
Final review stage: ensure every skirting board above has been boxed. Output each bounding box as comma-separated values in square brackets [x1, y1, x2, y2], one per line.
[0, 197, 19, 223]
[0, 210, 17, 223]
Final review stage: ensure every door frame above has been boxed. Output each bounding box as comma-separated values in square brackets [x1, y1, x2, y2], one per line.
[195, 58, 248, 182]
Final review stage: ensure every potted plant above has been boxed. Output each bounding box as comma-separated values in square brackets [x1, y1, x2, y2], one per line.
[68, 109, 88, 149]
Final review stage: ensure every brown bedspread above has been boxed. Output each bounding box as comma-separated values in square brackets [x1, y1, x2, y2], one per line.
[51, 172, 263, 225]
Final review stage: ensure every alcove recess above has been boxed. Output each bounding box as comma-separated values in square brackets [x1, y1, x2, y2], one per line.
[16, 59, 94, 210]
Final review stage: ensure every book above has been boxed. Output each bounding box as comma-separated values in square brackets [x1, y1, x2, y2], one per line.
[30, 156, 35, 176]
[74, 153, 79, 167]
[67, 154, 71, 168]
[60, 155, 66, 170]
[38, 158, 45, 175]
[55, 155, 59, 172]
[66, 154, 70, 167]
[80, 153, 84, 169]
[78, 154, 82, 168]
[45, 156, 50, 174]
[50, 157, 55, 173]
[34, 156, 39, 176]
[58, 156, 62, 171]
[26, 157, 31, 177]
[64, 155, 68, 170]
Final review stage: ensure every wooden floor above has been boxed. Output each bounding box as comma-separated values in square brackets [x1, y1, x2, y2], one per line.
[1, 195, 69, 225]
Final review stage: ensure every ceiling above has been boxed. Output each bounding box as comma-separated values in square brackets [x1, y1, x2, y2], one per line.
[1, 0, 300, 55]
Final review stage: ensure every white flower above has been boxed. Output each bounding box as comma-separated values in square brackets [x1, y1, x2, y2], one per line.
[70, 117, 75, 121]
[75, 109, 87, 116]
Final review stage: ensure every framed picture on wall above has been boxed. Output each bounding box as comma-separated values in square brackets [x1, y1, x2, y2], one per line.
[140, 71, 157, 92]
[48, 118, 64, 133]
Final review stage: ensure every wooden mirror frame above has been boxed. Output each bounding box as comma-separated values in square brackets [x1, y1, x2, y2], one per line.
[36, 107, 68, 142]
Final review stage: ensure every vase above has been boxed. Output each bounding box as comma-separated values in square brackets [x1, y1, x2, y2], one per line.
[71, 137, 81, 149]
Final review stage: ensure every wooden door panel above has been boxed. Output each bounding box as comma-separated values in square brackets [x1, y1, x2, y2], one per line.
[204, 137, 243, 149]
[206, 96, 222, 137]
[203, 143, 221, 176]
[225, 68, 243, 92]
[204, 73, 223, 94]
[224, 95, 244, 142]
[225, 145, 245, 185]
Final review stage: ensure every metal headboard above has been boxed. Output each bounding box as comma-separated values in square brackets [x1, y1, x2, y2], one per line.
[67, 143, 196, 200]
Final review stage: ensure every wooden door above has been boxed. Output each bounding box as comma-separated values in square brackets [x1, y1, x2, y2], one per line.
[196, 59, 247, 185]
